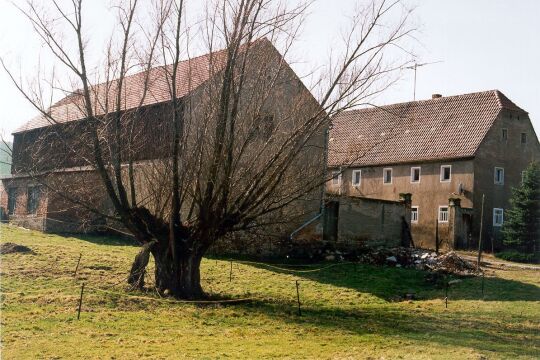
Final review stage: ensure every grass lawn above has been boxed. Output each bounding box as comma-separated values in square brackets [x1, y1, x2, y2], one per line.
[1, 224, 539, 359]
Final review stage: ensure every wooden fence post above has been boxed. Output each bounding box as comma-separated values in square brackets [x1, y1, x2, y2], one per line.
[445, 282, 448, 308]
[481, 272, 485, 298]
[73, 253, 82, 276]
[435, 219, 439, 254]
[77, 283, 85, 320]
[295, 280, 301, 316]
[477, 194, 485, 270]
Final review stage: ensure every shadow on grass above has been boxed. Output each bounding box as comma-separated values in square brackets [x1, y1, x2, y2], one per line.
[239, 300, 538, 359]
[56, 233, 138, 247]
[235, 259, 540, 302]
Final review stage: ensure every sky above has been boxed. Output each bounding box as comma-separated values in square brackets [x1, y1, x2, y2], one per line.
[0, 0, 539, 141]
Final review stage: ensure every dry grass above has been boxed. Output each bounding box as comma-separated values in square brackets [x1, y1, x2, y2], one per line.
[1, 224, 539, 359]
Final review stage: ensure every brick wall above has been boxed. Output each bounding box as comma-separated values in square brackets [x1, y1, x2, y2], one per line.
[0, 176, 48, 230]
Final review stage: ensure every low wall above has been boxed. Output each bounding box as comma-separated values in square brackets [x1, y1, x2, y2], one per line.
[325, 195, 411, 249]
[7, 216, 46, 231]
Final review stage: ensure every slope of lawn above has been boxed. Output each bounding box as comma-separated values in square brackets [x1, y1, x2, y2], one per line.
[1, 224, 539, 359]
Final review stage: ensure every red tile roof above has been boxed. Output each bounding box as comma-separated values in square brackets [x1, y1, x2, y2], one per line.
[13, 44, 235, 133]
[328, 90, 528, 167]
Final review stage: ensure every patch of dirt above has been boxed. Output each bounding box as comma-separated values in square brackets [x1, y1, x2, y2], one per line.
[87, 265, 113, 271]
[0, 243, 35, 255]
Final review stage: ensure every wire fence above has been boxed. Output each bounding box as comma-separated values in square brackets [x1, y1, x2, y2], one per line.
[1, 244, 490, 321]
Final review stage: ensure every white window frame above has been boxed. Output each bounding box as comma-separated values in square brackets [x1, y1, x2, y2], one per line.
[411, 206, 419, 223]
[410, 167, 421, 183]
[383, 168, 393, 184]
[440, 165, 452, 182]
[438, 206, 449, 223]
[493, 208, 504, 227]
[331, 171, 342, 186]
[494, 167, 504, 185]
[351, 169, 362, 187]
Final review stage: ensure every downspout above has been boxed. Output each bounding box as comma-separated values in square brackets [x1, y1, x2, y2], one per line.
[289, 122, 331, 241]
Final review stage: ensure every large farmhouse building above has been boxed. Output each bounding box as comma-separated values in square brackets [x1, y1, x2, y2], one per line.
[0, 39, 326, 244]
[327, 90, 540, 251]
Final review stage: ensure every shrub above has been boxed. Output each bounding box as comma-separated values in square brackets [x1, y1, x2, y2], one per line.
[502, 161, 540, 253]
[495, 250, 539, 264]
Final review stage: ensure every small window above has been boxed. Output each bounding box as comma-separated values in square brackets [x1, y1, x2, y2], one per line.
[331, 171, 341, 186]
[493, 208, 504, 227]
[438, 206, 449, 222]
[411, 206, 419, 223]
[27, 186, 41, 215]
[522, 171, 526, 184]
[410, 167, 421, 183]
[521, 132, 527, 144]
[494, 167, 504, 185]
[7, 188, 17, 215]
[383, 168, 392, 184]
[352, 170, 361, 186]
[501, 128, 508, 141]
[440, 165, 451, 182]
[248, 114, 275, 141]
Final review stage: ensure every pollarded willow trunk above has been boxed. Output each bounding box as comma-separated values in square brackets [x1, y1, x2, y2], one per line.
[128, 237, 207, 299]
[152, 247, 204, 299]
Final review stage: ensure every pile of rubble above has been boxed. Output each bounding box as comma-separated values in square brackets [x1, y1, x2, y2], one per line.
[333, 247, 480, 276]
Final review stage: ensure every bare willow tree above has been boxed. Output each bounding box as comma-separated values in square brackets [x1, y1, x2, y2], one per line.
[3, 0, 415, 298]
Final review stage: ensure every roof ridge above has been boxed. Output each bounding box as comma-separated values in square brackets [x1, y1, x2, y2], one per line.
[341, 89, 527, 115]
[492, 89, 528, 114]
[49, 39, 270, 110]
[328, 89, 514, 167]
[50, 45, 232, 109]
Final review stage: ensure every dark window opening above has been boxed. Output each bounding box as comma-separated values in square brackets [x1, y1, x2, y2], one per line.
[440, 165, 451, 181]
[521, 132, 527, 144]
[383, 168, 392, 184]
[501, 128, 507, 141]
[27, 186, 41, 215]
[411, 167, 420, 182]
[7, 188, 16, 215]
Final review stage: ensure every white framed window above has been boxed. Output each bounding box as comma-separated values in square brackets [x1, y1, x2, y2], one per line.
[494, 167, 504, 185]
[440, 165, 451, 182]
[352, 169, 362, 186]
[410, 167, 421, 183]
[438, 206, 449, 222]
[493, 208, 504, 227]
[411, 206, 419, 223]
[383, 168, 392, 184]
[501, 128, 508, 141]
[331, 171, 342, 186]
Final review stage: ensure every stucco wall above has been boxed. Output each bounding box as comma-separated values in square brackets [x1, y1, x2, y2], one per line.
[327, 159, 474, 249]
[473, 111, 540, 251]
[325, 196, 408, 249]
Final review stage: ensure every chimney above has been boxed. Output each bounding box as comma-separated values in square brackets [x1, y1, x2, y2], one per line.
[432, 94, 442, 99]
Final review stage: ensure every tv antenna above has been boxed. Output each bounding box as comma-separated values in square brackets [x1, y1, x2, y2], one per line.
[405, 61, 443, 100]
